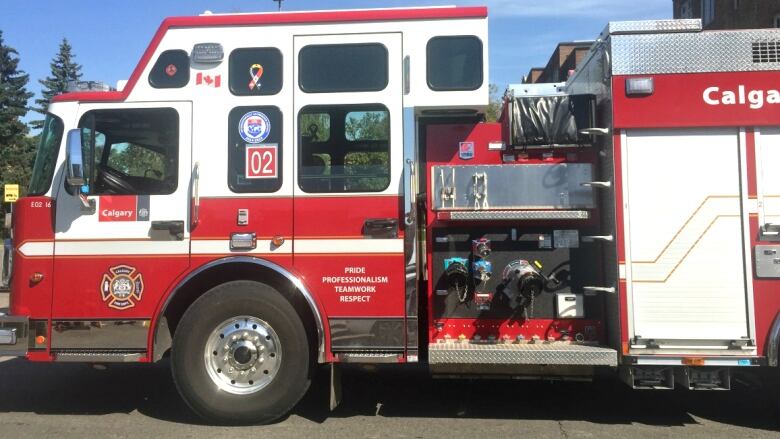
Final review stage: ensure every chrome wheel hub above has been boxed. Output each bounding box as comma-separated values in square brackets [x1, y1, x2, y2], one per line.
[204, 316, 281, 395]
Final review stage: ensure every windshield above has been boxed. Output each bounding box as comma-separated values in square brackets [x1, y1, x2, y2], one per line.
[28, 114, 64, 196]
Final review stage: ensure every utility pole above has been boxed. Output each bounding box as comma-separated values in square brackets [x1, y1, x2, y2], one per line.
[272, 0, 284, 12]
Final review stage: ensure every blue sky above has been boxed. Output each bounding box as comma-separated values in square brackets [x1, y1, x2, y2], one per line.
[1, 0, 670, 124]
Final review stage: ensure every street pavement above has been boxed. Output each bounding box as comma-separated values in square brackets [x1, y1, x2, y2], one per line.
[1, 291, 779, 438]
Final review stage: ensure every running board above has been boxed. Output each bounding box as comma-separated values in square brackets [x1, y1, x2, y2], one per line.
[53, 350, 145, 362]
[428, 342, 617, 367]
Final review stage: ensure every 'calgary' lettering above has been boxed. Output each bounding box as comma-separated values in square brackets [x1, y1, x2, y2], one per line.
[703, 85, 780, 109]
[101, 209, 134, 218]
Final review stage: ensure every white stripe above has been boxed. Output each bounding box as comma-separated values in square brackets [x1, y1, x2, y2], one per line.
[191, 239, 292, 255]
[21, 238, 403, 256]
[18, 241, 54, 257]
[618, 263, 626, 280]
[295, 239, 403, 254]
[55, 240, 189, 256]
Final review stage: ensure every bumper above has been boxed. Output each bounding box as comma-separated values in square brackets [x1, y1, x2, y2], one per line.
[0, 315, 28, 356]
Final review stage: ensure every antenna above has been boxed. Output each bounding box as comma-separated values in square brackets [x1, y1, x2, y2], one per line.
[272, 0, 284, 11]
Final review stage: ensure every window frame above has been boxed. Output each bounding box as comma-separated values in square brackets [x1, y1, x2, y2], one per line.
[76, 107, 180, 196]
[297, 103, 391, 194]
[298, 43, 389, 93]
[148, 49, 190, 89]
[227, 105, 284, 194]
[426, 35, 484, 92]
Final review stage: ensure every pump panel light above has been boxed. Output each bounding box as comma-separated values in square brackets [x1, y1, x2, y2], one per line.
[192, 43, 224, 63]
[626, 77, 654, 96]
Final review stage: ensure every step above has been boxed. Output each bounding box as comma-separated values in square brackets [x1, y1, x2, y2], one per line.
[428, 341, 618, 367]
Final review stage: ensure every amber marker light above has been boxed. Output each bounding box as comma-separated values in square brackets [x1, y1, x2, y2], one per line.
[35, 335, 46, 345]
[30, 272, 44, 284]
[271, 236, 285, 247]
[682, 357, 705, 366]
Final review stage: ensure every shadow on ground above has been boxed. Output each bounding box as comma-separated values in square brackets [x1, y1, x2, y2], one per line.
[0, 357, 778, 430]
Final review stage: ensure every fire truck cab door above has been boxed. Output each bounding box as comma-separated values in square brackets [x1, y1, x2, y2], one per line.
[292, 33, 406, 353]
[50, 102, 191, 347]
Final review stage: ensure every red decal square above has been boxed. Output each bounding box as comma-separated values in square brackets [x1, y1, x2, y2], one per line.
[99, 196, 138, 221]
[245, 144, 278, 179]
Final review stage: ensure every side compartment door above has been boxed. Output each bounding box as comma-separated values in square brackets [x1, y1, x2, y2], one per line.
[51, 102, 192, 353]
[292, 33, 406, 354]
[623, 128, 751, 347]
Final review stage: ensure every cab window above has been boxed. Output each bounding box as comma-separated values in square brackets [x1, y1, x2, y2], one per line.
[298, 104, 390, 193]
[78, 108, 179, 195]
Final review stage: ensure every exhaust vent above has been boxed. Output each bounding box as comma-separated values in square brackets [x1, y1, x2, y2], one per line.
[752, 39, 780, 63]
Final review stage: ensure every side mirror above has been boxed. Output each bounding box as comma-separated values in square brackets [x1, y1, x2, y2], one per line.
[65, 129, 95, 213]
[65, 129, 86, 187]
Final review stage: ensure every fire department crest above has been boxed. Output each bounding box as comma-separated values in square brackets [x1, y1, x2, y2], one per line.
[100, 265, 144, 310]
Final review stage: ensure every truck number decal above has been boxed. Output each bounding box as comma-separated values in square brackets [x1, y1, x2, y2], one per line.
[245, 144, 278, 179]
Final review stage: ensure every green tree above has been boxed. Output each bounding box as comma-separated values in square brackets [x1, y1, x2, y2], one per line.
[31, 38, 82, 130]
[486, 83, 502, 122]
[0, 30, 35, 237]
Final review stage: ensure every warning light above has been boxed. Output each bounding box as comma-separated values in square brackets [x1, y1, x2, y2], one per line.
[271, 236, 285, 247]
[35, 335, 46, 345]
[29, 272, 44, 284]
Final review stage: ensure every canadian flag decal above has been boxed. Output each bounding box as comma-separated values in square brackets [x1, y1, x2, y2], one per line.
[196, 72, 221, 88]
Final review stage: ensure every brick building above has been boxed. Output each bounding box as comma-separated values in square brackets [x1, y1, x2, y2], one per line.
[523, 41, 592, 84]
[673, 0, 780, 29]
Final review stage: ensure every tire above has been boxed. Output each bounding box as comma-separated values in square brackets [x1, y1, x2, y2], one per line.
[171, 280, 311, 424]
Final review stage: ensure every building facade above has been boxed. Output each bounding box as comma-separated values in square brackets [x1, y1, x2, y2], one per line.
[523, 41, 592, 84]
[673, 0, 780, 29]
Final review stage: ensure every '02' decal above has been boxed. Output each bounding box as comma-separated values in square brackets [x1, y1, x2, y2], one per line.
[101, 265, 144, 310]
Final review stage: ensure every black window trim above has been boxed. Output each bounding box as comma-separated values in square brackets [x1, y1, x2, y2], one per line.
[148, 49, 190, 89]
[426, 35, 484, 92]
[228, 46, 284, 97]
[227, 105, 284, 194]
[76, 107, 180, 196]
[297, 103, 391, 194]
[298, 43, 390, 94]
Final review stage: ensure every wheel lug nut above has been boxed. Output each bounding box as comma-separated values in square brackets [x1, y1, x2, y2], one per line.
[229, 367, 234, 373]
[231, 335, 238, 341]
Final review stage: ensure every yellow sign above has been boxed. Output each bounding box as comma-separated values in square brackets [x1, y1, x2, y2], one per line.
[4, 184, 19, 203]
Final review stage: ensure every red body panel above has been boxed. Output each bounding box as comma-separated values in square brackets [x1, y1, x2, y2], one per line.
[613, 72, 780, 129]
[10, 197, 55, 318]
[294, 196, 404, 318]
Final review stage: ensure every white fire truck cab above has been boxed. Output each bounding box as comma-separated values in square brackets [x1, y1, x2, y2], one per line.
[1, 6, 780, 425]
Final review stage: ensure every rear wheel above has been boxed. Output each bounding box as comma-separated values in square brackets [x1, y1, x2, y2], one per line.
[171, 280, 311, 424]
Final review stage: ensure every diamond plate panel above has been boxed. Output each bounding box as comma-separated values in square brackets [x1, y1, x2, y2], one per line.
[612, 29, 780, 75]
[428, 342, 617, 366]
[448, 210, 589, 221]
[607, 19, 702, 35]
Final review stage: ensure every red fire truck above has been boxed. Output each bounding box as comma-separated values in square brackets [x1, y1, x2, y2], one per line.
[1, 6, 779, 424]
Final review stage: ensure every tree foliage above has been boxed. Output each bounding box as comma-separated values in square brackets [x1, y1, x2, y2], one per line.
[31, 38, 82, 130]
[486, 83, 502, 122]
[0, 30, 35, 236]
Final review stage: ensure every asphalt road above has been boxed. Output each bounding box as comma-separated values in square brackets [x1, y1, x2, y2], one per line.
[2, 291, 779, 438]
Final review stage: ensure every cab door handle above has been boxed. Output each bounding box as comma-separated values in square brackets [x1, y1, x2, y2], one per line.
[151, 220, 185, 240]
[363, 218, 398, 239]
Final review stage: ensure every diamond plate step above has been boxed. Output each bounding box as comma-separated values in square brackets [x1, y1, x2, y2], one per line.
[429, 342, 618, 367]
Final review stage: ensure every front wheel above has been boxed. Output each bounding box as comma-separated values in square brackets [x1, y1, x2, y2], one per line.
[171, 280, 311, 424]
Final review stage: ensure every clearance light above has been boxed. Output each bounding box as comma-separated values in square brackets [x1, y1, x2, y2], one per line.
[625, 77, 654, 96]
[29, 272, 44, 284]
[192, 43, 224, 63]
[271, 236, 285, 247]
[35, 335, 46, 345]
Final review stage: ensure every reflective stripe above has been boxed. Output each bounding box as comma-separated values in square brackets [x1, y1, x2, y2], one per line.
[20, 238, 403, 256]
[294, 238, 403, 254]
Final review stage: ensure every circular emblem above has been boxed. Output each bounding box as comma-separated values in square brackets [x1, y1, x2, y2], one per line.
[138, 208, 149, 219]
[238, 111, 271, 144]
[165, 64, 178, 77]
[101, 265, 144, 310]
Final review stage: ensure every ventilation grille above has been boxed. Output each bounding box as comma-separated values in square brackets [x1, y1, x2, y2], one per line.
[752, 39, 780, 63]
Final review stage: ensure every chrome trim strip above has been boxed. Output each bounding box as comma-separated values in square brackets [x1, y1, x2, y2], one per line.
[155, 256, 326, 363]
[51, 320, 149, 350]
